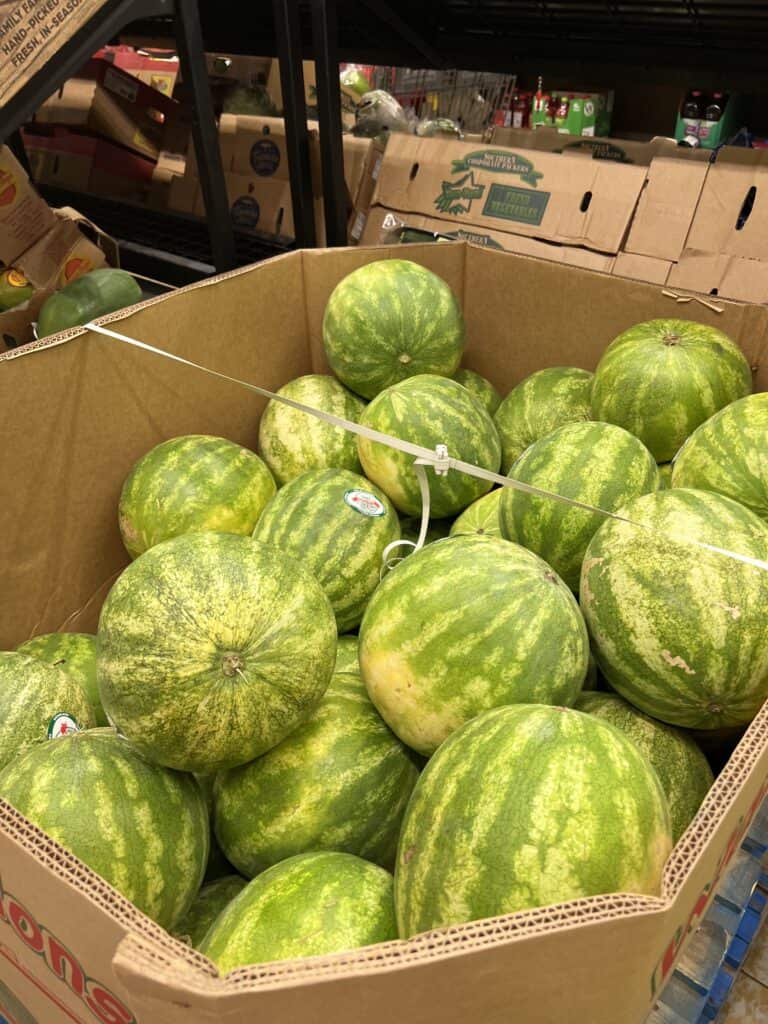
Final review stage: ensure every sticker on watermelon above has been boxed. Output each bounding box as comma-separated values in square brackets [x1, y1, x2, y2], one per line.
[60, 256, 94, 285]
[344, 489, 386, 517]
[47, 712, 81, 739]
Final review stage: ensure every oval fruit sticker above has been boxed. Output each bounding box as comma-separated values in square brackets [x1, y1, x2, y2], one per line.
[61, 256, 93, 285]
[0, 168, 18, 208]
[47, 713, 81, 739]
[344, 489, 386, 517]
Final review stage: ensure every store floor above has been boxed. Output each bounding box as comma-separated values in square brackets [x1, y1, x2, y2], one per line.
[721, 919, 768, 1022]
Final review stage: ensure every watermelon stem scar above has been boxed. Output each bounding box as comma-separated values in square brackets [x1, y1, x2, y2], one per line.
[221, 653, 245, 676]
[663, 332, 680, 346]
[398, 353, 412, 364]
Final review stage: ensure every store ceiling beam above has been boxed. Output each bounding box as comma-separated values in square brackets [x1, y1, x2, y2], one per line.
[358, 0, 446, 68]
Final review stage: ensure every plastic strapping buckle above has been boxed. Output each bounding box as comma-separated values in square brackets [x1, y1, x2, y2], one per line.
[432, 444, 450, 476]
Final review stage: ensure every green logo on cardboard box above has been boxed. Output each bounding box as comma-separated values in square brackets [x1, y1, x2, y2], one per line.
[434, 171, 485, 215]
[450, 149, 544, 186]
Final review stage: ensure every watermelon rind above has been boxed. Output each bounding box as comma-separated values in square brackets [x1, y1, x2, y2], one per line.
[17, 632, 106, 726]
[450, 489, 503, 538]
[453, 368, 502, 417]
[174, 875, 247, 949]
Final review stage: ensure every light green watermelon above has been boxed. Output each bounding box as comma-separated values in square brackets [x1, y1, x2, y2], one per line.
[450, 488, 503, 538]
[658, 464, 673, 489]
[98, 532, 337, 773]
[322, 260, 464, 400]
[335, 635, 360, 675]
[0, 729, 208, 929]
[358, 374, 501, 518]
[214, 673, 419, 876]
[453, 368, 502, 416]
[174, 875, 247, 949]
[0, 652, 96, 771]
[199, 852, 396, 972]
[257, 375, 366, 486]
[581, 488, 768, 730]
[672, 393, 768, 522]
[575, 692, 713, 842]
[359, 535, 588, 755]
[500, 422, 659, 591]
[17, 632, 106, 726]
[494, 367, 594, 474]
[591, 319, 752, 463]
[118, 435, 276, 559]
[394, 704, 672, 938]
[252, 469, 400, 632]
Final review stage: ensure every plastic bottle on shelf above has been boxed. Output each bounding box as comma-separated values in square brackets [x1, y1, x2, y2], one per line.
[680, 89, 704, 146]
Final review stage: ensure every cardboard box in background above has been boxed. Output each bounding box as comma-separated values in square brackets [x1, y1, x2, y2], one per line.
[32, 78, 97, 127]
[624, 156, 710, 262]
[612, 251, 673, 285]
[205, 53, 272, 87]
[267, 59, 317, 114]
[489, 126, 709, 166]
[685, 149, 768, 261]
[94, 45, 180, 95]
[667, 249, 768, 303]
[0, 146, 57, 268]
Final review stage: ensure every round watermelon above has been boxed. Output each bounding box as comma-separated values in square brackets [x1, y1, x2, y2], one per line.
[450, 488, 503, 538]
[199, 851, 396, 972]
[0, 652, 96, 771]
[17, 632, 106, 726]
[174, 875, 247, 949]
[672, 393, 768, 523]
[591, 319, 752, 463]
[322, 260, 464, 400]
[394, 704, 672, 937]
[252, 469, 400, 632]
[576, 692, 713, 842]
[453, 368, 502, 416]
[0, 729, 208, 929]
[118, 435, 276, 559]
[359, 535, 588, 755]
[358, 374, 501, 518]
[335, 635, 360, 675]
[581, 488, 768, 730]
[494, 366, 594, 474]
[658, 464, 673, 489]
[98, 532, 337, 773]
[499, 422, 659, 591]
[214, 673, 419, 876]
[194, 773, 237, 882]
[258, 374, 365, 486]
[583, 650, 599, 691]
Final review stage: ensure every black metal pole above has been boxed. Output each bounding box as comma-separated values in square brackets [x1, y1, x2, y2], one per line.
[311, 0, 348, 247]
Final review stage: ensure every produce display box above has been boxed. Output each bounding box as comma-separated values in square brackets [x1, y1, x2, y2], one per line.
[1, 242, 767, 1024]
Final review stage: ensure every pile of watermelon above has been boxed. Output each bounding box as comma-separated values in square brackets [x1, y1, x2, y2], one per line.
[3, 257, 768, 975]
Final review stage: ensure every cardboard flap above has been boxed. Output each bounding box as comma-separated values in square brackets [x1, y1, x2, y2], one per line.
[686, 149, 768, 260]
[53, 205, 120, 267]
[612, 251, 673, 286]
[668, 248, 768, 305]
[625, 156, 709, 261]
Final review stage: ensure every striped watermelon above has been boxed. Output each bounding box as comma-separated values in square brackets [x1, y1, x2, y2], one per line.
[213, 673, 419, 876]
[499, 422, 659, 591]
[0, 729, 208, 928]
[658, 464, 673, 489]
[358, 375, 501, 518]
[199, 851, 396, 972]
[494, 367, 594, 474]
[395, 705, 672, 937]
[17, 632, 106, 726]
[576, 692, 714, 842]
[174, 875, 247, 949]
[359, 535, 588, 755]
[322, 259, 464, 400]
[258, 374, 366, 486]
[450, 489, 503, 538]
[672, 394, 768, 523]
[583, 650, 599, 691]
[581, 488, 768, 730]
[591, 319, 752, 463]
[98, 532, 337, 773]
[0, 652, 96, 771]
[252, 469, 400, 632]
[118, 435, 276, 559]
[195, 773, 237, 882]
[454, 368, 502, 416]
[335, 635, 360, 675]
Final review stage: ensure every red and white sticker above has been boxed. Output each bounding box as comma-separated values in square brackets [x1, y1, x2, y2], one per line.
[46, 713, 80, 740]
[344, 489, 386, 517]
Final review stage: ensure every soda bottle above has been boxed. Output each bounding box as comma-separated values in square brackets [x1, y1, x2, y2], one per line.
[512, 91, 530, 129]
[680, 89, 703, 146]
[699, 91, 727, 148]
[554, 94, 570, 131]
[705, 91, 727, 121]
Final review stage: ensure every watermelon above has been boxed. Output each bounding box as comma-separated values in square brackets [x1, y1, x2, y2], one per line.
[335, 635, 360, 675]
[195, 773, 237, 881]
[199, 851, 396, 972]
[359, 535, 588, 755]
[214, 673, 419, 876]
[591, 319, 752, 463]
[499, 422, 659, 591]
[0, 729, 208, 929]
[17, 632, 106, 726]
[453, 368, 502, 416]
[98, 532, 337, 773]
[672, 394, 768, 523]
[581, 488, 768, 730]
[358, 375, 501, 518]
[174, 875, 247, 949]
[658, 464, 673, 489]
[583, 651, 599, 691]
[322, 260, 464, 400]
[252, 469, 400, 632]
[394, 705, 672, 938]
[118, 435, 276, 559]
[257, 375, 366, 486]
[0, 652, 96, 771]
[575, 692, 714, 842]
[494, 367, 594, 474]
[450, 488, 503, 538]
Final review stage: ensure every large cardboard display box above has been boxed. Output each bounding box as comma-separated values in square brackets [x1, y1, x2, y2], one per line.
[1, 244, 768, 1024]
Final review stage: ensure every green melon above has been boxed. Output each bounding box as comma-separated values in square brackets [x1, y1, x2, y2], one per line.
[591, 319, 752, 463]
[17, 632, 106, 726]
[583, 651, 599, 691]
[581, 488, 768, 730]
[252, 469, 400, 632]
[395, 704, 672, 938]
[575, 692, 714, 842]
[199, 852, 396, 972]
[450, 489, 503, 538]
[118, 435, 276, 559]
[258, 374, 366, 486]
[359, 535, 588, 755]
[358, 374, 501, 518]
[0, 729, 208, 929]
[658, 464, 673, 489]
[322, 259, 464, 400]
[672, 394, 768, 523]
[214, 673, 419, 876]
[98, 532, 337, 773]
[494, 366, 594, 474]
[335, 635, 360, 675]
[174, 875, 247, 949]
[500, 422, 659, 591]
[195, 773, 237, 881]
[0, 652, 96, 771]
[453, 368, 502, 416]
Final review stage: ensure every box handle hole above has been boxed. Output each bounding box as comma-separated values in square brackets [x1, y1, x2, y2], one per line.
[409, 162, 419, 181]
[709, 288, 719, 296]
[736, 186, 756, 230]
[580, 191, 592, 213]
[276, 207, 284, 235]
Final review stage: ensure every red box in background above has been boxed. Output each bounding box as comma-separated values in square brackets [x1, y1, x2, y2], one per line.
[93, 45, 180, 96]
